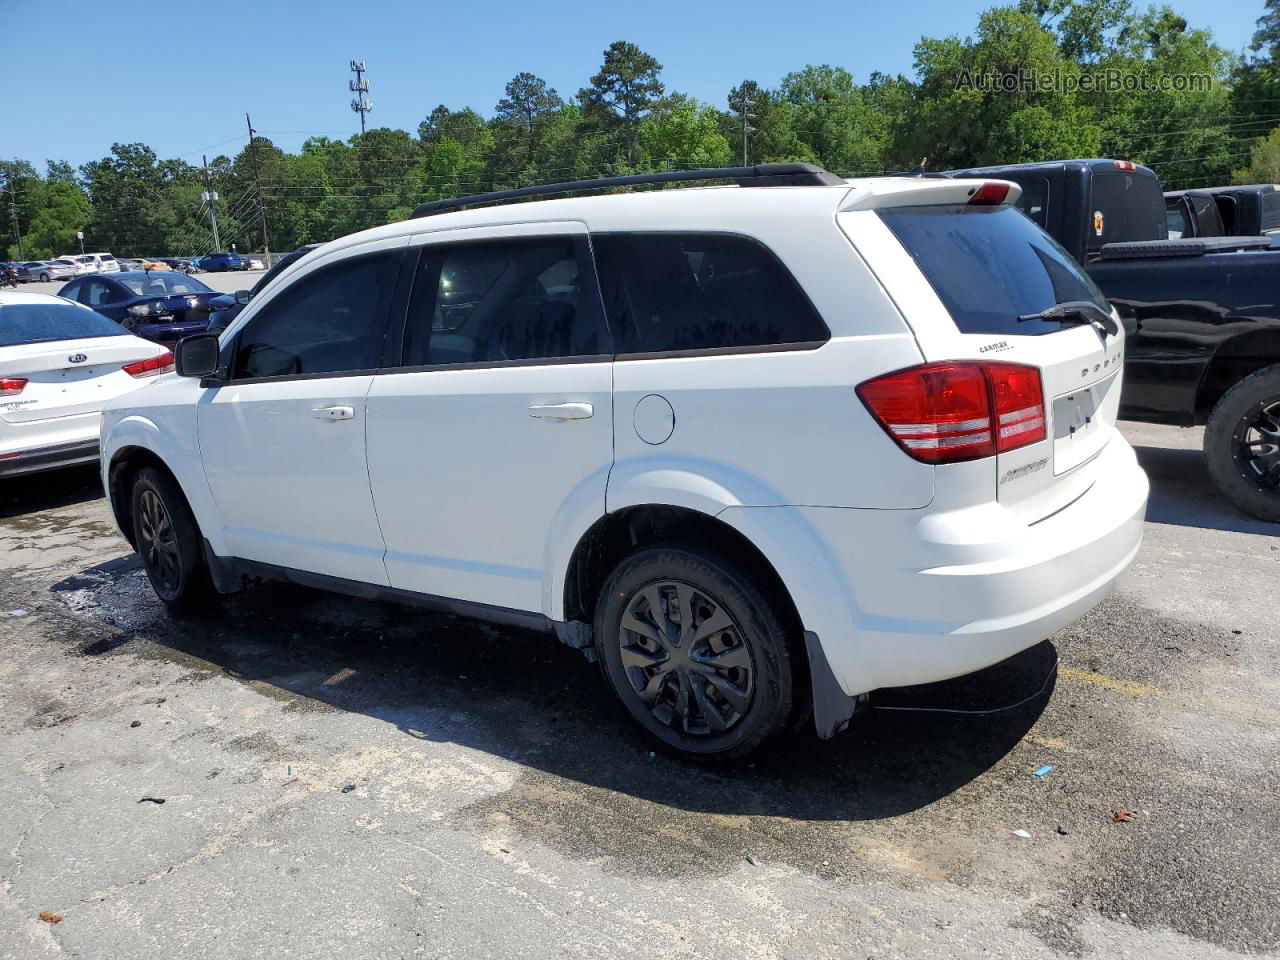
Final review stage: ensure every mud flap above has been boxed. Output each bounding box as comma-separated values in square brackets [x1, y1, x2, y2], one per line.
[805, 631, 864, 738]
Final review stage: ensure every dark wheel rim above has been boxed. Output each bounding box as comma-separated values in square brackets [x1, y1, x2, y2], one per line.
[1232, 396, 1280, 494]
[618, 580, 754, 736]
[138, 489, 181, 594]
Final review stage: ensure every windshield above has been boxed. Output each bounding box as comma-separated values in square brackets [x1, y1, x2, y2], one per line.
[879, 204, 1110, 336]
[118, 273, 211, 297]
[0, 301, 129, 346]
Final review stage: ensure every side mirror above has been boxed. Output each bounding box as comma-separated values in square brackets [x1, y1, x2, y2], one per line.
[175, 333, 222, 379]
[234, 289, 251, 305]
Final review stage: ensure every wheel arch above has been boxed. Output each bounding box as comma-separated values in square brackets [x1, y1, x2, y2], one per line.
[1194, 329, 1280, 422]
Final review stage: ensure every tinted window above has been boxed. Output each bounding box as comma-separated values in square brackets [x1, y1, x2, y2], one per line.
[592, 233, 828, 355]
[0, 301, 128, 346]
[83, 279, 123, 306]
[879, 204, 1109, 336]
[233, 251, 400, 379]
[61, 280, 83, 302]
[1262, 193, 1280, 233]
[1088, 172, 1167, 248]
[119, 273, 211, 297]
[402, 236, 608, 366]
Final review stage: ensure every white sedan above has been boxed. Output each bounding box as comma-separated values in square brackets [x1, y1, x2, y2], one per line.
[1, 291, 171, 478]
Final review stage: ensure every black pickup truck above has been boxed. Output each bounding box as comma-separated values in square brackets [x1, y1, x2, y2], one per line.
[1166, 184, 1280, 240]
[944, 158, 1280, 521]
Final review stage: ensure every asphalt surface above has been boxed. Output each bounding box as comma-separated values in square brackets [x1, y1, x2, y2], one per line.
[0, 421, 1277, 959]
[16, 270, 268, 299]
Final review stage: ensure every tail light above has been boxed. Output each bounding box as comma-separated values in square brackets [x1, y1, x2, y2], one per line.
[0, 377, 28, 395]
[857, 361, 1046, 464]
[123, 352, 174, 378]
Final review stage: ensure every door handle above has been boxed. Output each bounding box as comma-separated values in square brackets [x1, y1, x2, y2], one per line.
[528, 401, 594, 421]
[311, 404, 355, 421]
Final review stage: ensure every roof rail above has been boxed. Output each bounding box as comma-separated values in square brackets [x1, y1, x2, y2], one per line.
[410, 163, 845, 218]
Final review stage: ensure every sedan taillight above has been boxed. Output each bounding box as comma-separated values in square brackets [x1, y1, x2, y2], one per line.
[857, 361, 1046, 464]
[123, 352, 174, 378]
[0, 377, 28, 395]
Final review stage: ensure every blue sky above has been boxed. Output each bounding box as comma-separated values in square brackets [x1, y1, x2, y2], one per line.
[0, 0, 1264, 170]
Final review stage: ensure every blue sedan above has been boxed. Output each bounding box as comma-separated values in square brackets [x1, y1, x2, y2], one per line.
[197, 251, 244, 272]
[57, 271, 228, 343]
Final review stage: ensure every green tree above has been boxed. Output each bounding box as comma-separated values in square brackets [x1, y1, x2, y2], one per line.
[636, 101, 732, 170]
[579, 41, 665, 166]
[1236, 124, 1280, 182]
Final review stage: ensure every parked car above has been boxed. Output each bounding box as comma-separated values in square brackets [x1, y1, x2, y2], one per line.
[101, 163, 1148, 760]
[197, 251, 243, 272]
[138, 257, 169, 271]
[158, 258, 196, 274]
[25, 260, 77, 282]
[6, 262, 39, 282]
[117, 258, 145, 272]
[206, 244, 321, 329]
[58, 254, 99, 276]
[943, 158, 1280, 521]
[57, 271, 223, 343]
[0, 291, 170, 478]
[245, 256, 265, 270]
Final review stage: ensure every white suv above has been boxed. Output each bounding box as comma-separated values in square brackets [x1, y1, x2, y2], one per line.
[100, 164, 1148, 760]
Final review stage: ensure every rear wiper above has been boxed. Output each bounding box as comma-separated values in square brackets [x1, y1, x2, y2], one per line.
[1017, 300, 1118, 337]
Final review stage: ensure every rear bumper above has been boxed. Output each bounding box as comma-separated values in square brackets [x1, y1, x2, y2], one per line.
[0, 438, 100, 477]
[721, 436, 1149, 696]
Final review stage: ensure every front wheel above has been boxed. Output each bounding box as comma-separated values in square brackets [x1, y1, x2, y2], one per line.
[131, 466, 217, 614]
[593, 546, 796, 761]
[1204, 364, 1280, 522]
[40, 273, 50, 282]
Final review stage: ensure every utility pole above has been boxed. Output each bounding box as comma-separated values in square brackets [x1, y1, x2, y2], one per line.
[245, 113, 270, 265]
[7, 181, 23, 261]
[201, 155, 221, 252]
[349, 59, 373, 135]
[741, 106, 755, 166]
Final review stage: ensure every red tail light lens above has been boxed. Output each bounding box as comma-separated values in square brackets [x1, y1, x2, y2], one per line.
[858, 361, 1045, 464]
[123, 352, 174, 378]
[967, 182, 1010, 206]
[0, 377, 28, 396]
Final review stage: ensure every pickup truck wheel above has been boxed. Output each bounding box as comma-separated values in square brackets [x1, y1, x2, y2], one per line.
[593, 546, 794, 762]
[131, 467, 217, 614]
[1204, 365, 1280, 522]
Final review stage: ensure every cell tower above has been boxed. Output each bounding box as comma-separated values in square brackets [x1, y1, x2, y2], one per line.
[350, 59, 373, 135]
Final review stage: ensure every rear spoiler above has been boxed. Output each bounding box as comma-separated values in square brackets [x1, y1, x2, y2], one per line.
[840, 177, 1022, 212]
[1099, 236, 1275, 260]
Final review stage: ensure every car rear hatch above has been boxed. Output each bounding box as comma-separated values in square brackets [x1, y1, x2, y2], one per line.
[0, 336, 162, 423]
[840, 179, 1125, 522]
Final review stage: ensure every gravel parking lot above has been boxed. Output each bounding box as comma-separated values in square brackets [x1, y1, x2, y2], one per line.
[1, 421, 1277, 959]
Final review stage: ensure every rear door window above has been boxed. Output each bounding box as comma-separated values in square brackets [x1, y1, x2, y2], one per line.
[591, 233, 829, 355]
[879, 204, 1109, 336]
[401, 236, 609, 367]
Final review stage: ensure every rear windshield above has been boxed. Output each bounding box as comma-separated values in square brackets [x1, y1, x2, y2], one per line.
[119, 273, 211, 297]
[0, 302, 129, 346]
[1088, 172, 1167, 248]
[1262, 193, 1280, 233]
[879, 204, 1109, 336]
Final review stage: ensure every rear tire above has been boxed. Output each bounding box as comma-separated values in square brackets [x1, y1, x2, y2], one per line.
[1204, 364, 1280, 522]
[130, 466, 218, 614]
[593, 545, 796, 761]
[40, 273, 50, 282]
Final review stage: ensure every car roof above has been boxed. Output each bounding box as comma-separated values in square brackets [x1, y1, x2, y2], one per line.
[0, 290, 82, 306]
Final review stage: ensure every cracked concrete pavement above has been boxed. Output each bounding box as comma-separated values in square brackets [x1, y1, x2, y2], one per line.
[0, 421, 1277, 959]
